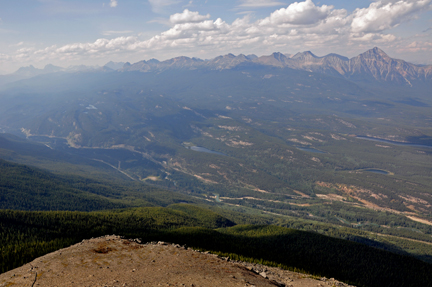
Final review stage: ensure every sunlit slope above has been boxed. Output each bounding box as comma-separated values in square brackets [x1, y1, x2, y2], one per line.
[0, 157, 203, 211]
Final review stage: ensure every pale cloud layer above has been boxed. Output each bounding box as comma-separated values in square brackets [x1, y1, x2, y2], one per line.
[259, 0, 334, 25]
[351, 0, 432, 33]
[148, 0, 181, 14]
[110, 0, 118, 8]
[102, 30, 133, 36]
[170, 9, 210, 24]
[3, 0, 432, 70]
[238, 0, 286, 8]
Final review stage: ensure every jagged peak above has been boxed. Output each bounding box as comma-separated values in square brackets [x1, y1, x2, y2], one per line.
[270, 52, 288, 61]
[291, 51, 318, 60]
[162, 56, 198, 65]
[371, 47, 387, 55]
[147, 58, 160, 64]
[357, 47, 390, 60]
[15, 65, 37, 72]
[323, 53, 349, 61]
[172, 56, 192, 61]
[305, 51, 317, 57]
[213, 53, 236, 60]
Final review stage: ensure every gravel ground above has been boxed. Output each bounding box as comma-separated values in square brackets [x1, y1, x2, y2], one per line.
[0, 235, 354, 287]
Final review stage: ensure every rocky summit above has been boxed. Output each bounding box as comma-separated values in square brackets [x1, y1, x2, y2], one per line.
[0, 235, 354, 287]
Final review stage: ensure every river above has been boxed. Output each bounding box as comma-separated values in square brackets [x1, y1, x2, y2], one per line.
[357, 136, 432, 149]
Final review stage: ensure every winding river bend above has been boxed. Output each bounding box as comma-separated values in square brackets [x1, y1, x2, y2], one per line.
[357, 136, 432, 149]
[186, 146, 227, 156]
[297, 147, 327, 154]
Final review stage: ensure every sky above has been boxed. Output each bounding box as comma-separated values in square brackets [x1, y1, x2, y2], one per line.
[0, 0, 431, 73]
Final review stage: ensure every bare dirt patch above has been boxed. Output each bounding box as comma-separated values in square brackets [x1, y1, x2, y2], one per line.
[292, 190, 311, 198]
[407, 216, 432, 226]
[0, 236, 353, 287]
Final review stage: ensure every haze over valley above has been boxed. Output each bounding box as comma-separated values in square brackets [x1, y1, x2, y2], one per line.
[1, 1, 432, 286]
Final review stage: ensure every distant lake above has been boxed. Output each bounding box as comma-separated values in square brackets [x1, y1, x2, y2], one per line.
[363, 169, 390, 175]
[187, 146, 227, 156]
[357, 136, 432, 149]
[214, 194, 221, 203]
[297, 147, 326, 154]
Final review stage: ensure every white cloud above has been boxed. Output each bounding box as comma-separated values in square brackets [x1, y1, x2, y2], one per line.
[5, 0, 432, 68]
[350, 32, 397, 43]
[148, 0, 181, 14]
[102, 30, 133, 36]
[238, 0, 286, 8]
[0, 53, 10, 60]
[259, 0, 334, 25]
[351, 0, 432, 33]
[403, 40, 432, 52]
[170, 9, 210, 24]
[110, 0, 118, 8]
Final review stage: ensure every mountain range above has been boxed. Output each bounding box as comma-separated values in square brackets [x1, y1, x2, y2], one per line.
[3, 47, 431, 87]
[119, 47, 432, 86]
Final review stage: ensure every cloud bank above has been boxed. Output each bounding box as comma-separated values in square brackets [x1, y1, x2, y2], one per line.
[352, 0, 432, 33]
[238, 0, 286, 8]
[4, 0, 432, 68]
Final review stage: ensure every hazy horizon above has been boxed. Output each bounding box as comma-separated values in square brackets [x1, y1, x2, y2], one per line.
[1, 0, 431, 74]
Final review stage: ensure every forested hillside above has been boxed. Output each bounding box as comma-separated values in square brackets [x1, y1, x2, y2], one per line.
[1, 208, 432, 287]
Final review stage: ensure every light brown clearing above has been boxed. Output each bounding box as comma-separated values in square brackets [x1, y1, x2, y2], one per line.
[407, 216, 432, 226]
[252, 187, 269, 193]
[292, 190, 311, 198]
[399, 195, 430, 205]
[226, 140, 254, 147]
[316, 194, 345, 201]
[316, 182, 432, 226]
[193, 174, 219, 184]
[142, 176, 160, 181]
[288, 138, 312, 145]
[220, 196, 282, 203]
[289, 203, 312, 207]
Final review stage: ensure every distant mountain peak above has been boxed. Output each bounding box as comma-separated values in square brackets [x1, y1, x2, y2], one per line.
[14, 65, 37, 74]
[304, 51, 317, 57]
[268, 52, 288, 63]
[323, 53, 349, 61]
[372, 46, 386, 54]
[292, 51, 318, 60]
[104, 61, 126, 70]
[147, 58, 160, 64]
[359, 47, 390, 60]
[271, 52, 286, 58]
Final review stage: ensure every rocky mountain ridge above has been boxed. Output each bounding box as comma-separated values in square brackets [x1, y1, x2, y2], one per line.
[118, 47, 432, 85]
[6, 47, 431, 87]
